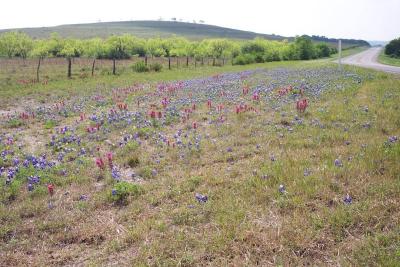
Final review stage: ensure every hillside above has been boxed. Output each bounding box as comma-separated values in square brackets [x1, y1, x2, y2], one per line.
[0, 20, 369, 47]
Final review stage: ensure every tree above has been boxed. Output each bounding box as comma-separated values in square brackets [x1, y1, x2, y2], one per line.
[59, 39, 83, 78]
[128, 36, 146, 57]
[168, 37, 189, 67]
[0, 31, 33, 58]
[30, 40, 49, 82]
[222, 42, 239, 65]
[146, 38, 166, 57]
[194, 41, 207, 66]
[83, 38, 106, 76]
[294, 35, 316, 60]
[315, 43, 331, 58]
[105, 35, 132, 75]
[241, 38, 266, 63]
[198, 40, 213, 65]
[47, 33, 64, 57]
[385, 37, 400, 58]
[208, 39, 231, 65]
[185, 42, 198, 67]
[160, 38, 173, 69]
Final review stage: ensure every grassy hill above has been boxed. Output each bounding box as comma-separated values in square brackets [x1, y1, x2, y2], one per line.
[0, 20, 369, 47]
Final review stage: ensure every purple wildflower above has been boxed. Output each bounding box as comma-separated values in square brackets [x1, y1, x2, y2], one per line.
[27, 183, 34, 192]
[334, 159, 343, 167]
[343, 194, 352, 205]
[279, 184, 286, 194]
[111, 189, 117, 196]
[111, 167, 120, 180]
[195, 193, 208, 203]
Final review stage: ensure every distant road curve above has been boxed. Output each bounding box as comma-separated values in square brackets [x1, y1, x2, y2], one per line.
[339, 47, 400, 74]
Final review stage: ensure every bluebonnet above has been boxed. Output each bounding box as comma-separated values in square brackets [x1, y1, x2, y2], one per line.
[279, 184, 286, 194]
[334, 159, 343, 167]
[27, 183, 34, 192]
[111, 167, 120, 180]
[112, 189, 117, 196]
[343, 194, 352, 205]
[195, 193, 208, 203]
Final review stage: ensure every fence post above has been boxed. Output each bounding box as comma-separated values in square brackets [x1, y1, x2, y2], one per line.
[338, 40, 342, 71]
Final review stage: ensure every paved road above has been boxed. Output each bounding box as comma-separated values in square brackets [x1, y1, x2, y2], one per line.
[339, 47, 400, 74]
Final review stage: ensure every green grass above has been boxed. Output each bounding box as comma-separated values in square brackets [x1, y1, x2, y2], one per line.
[0, 59, 399, 266]
[326, 46, 368, 61]
[0, 58, 306, 107]
[340, 46, 369, 58]
[378, 51, 400, 67]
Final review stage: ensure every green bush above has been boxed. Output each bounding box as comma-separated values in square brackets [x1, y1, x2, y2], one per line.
[109, 181, 143, 205]
[295, 35, 316, 60]
[137, 127, 151, 138]
[44, 119, 57, 129]
[132, 61, 149, 73]
[263, 51, 281, 62]
[2, 179, 23, 202]
[254, 53, 264, 63]
[315, 43, 331, 58]
[149, 62, 162, 72]
[385, 37, 400, 58]
[233, 54, 256, 65]
[7, 119, 24, 128]
[138, 166, 153, 180]
[127, 155, 140, 168]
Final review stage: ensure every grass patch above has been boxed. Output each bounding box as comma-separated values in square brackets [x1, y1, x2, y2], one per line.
[378, 51, 400, 67]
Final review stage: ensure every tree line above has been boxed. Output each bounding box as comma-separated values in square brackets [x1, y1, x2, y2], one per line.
[0, 31, 339, 81]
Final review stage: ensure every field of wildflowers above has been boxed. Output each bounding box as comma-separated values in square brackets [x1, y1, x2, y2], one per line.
[0, 60, 399, 266]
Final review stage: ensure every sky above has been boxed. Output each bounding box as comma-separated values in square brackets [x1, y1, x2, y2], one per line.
[0, 0, 399, 41]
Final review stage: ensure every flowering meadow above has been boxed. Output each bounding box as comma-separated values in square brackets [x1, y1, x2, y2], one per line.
[0, 61, 399, 266]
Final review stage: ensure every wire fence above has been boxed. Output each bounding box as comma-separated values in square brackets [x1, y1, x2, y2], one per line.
[0, 56, 231, 84]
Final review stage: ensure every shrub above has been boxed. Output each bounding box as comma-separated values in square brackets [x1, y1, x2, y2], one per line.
[44, 120, 57, 129]
[132, 61, 149, 73]
[127, 155, 140, 168]
[7, 119, 24, 128]
[138, 166, 153, 179]
[137, 127, 151, 138]
[3, 179, 23, 202]
[295, 35, 316, 60]
[109, 181, 143, 205]
[233, 54, 256, 65]
[315, 43, 331, 58]
[149, 62, 162, 72]
[385, 37, 400, 58]
[263, 51, 281, 62]
[254, 53, 264, 63]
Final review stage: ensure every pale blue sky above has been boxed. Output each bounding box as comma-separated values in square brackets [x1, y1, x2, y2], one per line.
[0, 0, 399, 41]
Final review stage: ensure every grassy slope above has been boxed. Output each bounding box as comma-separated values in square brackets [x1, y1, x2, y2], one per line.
[0, 60, 399, 266]
[378, 51, 400, 67]
[336, 46, 368, 58]
[0, 20, 366, 48]
[0, 21, 286, 40]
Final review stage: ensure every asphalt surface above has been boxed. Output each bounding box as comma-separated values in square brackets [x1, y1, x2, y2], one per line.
[339, 47, 400, 74]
